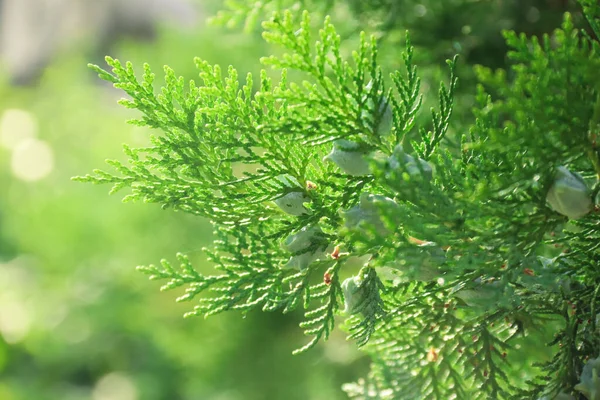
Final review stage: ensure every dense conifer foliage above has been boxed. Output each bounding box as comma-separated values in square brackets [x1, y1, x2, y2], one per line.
[78, 1, 600, 398]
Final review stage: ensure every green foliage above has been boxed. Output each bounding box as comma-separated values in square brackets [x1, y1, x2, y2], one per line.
[79, 6, 451, 354]
[0, 17, 353, 400]
[79, 0, 600, 399]
[211, 0, 321, 31]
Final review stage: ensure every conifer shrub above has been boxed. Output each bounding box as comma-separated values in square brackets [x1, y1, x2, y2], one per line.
[76, 1, 600, 398]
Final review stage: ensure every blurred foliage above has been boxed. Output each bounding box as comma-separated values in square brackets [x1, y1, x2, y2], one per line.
[0, 0, 593, 399]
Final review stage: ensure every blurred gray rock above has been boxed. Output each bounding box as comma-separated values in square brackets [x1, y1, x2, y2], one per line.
[0, 0, 199, 85]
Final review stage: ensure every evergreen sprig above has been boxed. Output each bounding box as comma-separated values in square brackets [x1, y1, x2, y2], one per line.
[79, 1, 600, 398]
[341, 7, 600, 400]
[77, 9, 444, 355]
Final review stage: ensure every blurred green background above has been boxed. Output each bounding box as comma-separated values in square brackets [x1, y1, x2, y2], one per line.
[0, 0, 582, 399]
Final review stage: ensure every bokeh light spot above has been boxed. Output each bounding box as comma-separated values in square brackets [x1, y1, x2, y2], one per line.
[10, 138, 54, 181]
[414, 4, 427, 17]
[93, 372, 138, 400]
[0, 299, 31, 344]
[0, 109, 37, 150]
